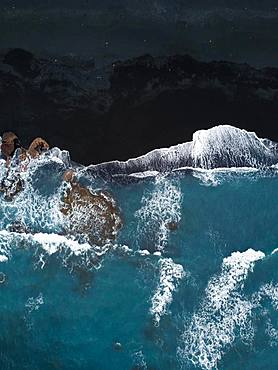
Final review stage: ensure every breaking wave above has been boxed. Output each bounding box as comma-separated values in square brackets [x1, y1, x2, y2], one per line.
[0, 147, 114, 270]
[86, 125, 278, 176]
[0, 126, 277, 369]
[135, 175, 182, 251]
[0, 230, 108, 270]
[150, 257, 186, 325]
[253, 282, 278, 311]
[178, 249, 265, 370]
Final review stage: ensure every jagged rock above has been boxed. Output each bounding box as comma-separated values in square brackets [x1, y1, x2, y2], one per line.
[1, 132, 21, 159]
[61, 171, 122, 245]
[27, 137, 49, 158]
[1, 132, 49, 162]
[0, 132, 50, 200]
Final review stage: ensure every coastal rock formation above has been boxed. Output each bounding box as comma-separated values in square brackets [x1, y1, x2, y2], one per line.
[27, 137, 50, 158]
[0, 132, 50, 199]
[1, 132, 21, 160]
[1, 132, 50, 164]
[61, 170, 122, 245]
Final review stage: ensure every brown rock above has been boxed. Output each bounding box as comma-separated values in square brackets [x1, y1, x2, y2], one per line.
[28, 137, 49, 158]
[61, 173, 122, 245]
[63, 169, 76, 183]
[18, 148, 28, 162]
[1, 132, 21, 159]
[166, 221, 178, 231]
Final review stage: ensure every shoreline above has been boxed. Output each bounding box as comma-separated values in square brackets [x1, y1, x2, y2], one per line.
[1, 50, 278, 165]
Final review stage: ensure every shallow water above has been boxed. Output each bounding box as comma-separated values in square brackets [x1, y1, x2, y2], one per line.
[0, 151, 277, 369]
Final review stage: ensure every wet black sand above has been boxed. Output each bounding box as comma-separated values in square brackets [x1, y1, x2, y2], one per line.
[1, 49, 277, 165]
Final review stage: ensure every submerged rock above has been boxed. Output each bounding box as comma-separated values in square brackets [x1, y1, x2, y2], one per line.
[165, 221, 178, 231]
[73, 266, 94, 294]
[61, 170, 122, 245]
[113, 342, 123, 352]
[0, 272, 6, 284]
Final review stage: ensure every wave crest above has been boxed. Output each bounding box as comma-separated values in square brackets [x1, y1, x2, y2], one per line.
[178, 249, 265, 370]
[86, 125, 278, 176]
[150, 257, 186, 325]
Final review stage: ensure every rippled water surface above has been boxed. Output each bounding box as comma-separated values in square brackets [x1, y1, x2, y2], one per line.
[0, 147, 277, 369]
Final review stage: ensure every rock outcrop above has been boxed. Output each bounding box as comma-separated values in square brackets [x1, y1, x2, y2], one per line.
[1, 132, 21, 160]
[0, 132, 50, 199]
[61, 170, 122, 245]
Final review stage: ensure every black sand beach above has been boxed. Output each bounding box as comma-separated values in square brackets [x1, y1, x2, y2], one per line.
[0, 49, 278, 165]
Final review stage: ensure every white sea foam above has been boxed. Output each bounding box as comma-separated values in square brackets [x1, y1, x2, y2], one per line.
[0, 230, 107, 270]
[0, 147, 71, 234]
[191, 125, 277, 169]
[7, 187, 65, 233]
[112, 244, 133, 255]
[0, 231, 13, 262]
[192, 168, 222, 187]
[136, 176, 182, 251]
[153, 251, 162, 256]
[192, 166, 260, 186]
[0, 254, 8, 262]
[32, 233, 92, 255]
[86, 125, 278, 175]
[128, 170, 160, 178]
[150, 257, 186, 325]
[253, 283, 278, 310]
[132, 349, 147, 370]
[265, 318, 278, 347]
[25, 293, 44, 314]
[137, 249, 151, 256]
[250, 282, 278, 347]
[178, 249, 265, 370]
[0, 145, 116, 268]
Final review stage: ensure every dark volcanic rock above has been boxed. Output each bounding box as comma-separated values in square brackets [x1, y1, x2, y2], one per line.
[0, 49, 278, 165]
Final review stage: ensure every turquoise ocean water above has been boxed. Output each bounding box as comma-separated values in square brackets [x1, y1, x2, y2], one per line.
[0, 127, 277, 370]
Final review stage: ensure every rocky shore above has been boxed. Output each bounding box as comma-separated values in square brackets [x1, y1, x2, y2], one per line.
[0, 133, 122, 245]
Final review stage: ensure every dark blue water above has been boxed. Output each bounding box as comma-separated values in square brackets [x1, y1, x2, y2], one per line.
[0, 151, 277, 370]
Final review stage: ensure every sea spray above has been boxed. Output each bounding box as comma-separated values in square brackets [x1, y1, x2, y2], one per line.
[0, 127, 277, 369]
[150, 257, 186, 325]
[135, 175, 182, 251]
[178, 249, 265, 370]
[86, 125, 278, 176]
